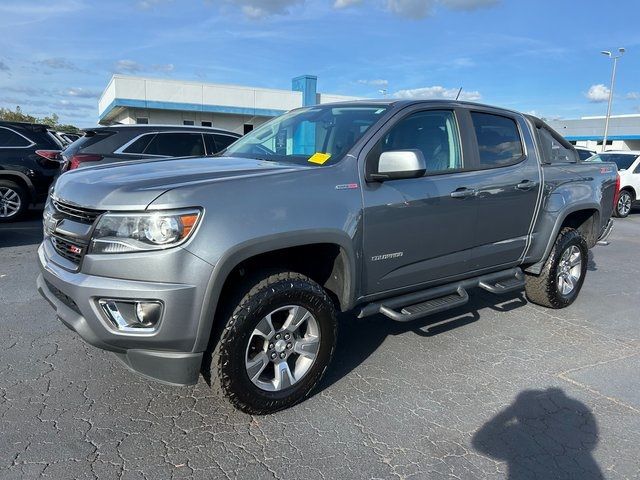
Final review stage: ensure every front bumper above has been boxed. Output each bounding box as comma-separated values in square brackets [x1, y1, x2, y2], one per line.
[37, 240, 214, 385]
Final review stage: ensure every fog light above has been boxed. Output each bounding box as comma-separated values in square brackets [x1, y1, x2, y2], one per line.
[99, 299, 163, 333]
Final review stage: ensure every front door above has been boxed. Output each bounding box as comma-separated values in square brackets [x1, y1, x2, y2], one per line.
[361, 108, 479, 295]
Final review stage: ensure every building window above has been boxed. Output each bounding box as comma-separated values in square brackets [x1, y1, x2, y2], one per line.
[201, 121, 212, 127]
[596, 140, 613, 146]
[183, 120, 195, 126]
[569, 141, 576, 145]
[243, 124, 254, 134]
[136, 117, 149, 124]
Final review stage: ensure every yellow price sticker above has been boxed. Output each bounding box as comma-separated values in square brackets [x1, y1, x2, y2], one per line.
[308, 152, 331, 165]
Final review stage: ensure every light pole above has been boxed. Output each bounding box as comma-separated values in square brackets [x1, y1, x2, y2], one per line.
[601, 47, 625, 152]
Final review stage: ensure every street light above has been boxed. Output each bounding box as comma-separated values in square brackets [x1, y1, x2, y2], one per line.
[600, 47, 625, 152]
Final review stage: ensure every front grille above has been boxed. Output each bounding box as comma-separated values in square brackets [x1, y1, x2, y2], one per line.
[53, 199, 102, 224]
[44, 279, 81, 314]
[51, 235, 85, 265]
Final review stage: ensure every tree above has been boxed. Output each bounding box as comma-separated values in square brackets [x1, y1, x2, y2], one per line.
[0, 106, 81, 133]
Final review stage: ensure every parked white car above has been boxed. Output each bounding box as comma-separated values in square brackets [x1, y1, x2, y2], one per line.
[588, 151, 640, 217]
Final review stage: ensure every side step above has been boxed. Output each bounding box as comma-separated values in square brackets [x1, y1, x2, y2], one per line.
[359, 267, 524, 323]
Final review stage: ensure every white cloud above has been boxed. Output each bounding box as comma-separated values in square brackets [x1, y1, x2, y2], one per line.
[36, 57, 79, 71]
[334, 0, 363, 7]
[64, 87, 101, 99]
[114, 59, 143, 74]
[393, 85, 481, 101]
[0, 61, 9, 73]
[586, 84, 610, 103]
[358, 79, 389, 87]
[152, 63, 175, 73]
[440, 0, 499, 10]
[224, 0, 303, 18]
[385, 0, 498, 18]
[626, 92, 640, 100]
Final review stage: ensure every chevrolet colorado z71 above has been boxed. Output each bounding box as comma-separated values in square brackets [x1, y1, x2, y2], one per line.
[37, 100, 617, 413]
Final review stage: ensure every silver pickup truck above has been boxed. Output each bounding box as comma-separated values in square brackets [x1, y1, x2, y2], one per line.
[37, 100, 617, 413]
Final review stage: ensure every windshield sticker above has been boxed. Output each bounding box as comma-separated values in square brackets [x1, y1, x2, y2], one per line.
[308, 152, 331, 165]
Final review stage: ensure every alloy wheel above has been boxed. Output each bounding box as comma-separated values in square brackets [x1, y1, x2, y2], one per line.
[556, 245, 582, 296]
[617, 192, 632, 217]
[245, 305, 321, 392]
[0, 187, 22, 218]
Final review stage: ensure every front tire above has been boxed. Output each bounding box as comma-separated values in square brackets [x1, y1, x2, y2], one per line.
[210, 271, 337, 414]
[615, 190, 633, 218]
[525, 228, 588, 309]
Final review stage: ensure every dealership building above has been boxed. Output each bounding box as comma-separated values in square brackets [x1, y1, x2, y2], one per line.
[548, 114, 640, 152]
[98, 74, 358, 134]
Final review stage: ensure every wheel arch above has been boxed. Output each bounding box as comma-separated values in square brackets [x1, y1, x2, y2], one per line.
[193, 230, 357, 353]
[525, 205, 600, 275]
[0, 171, 36, 203]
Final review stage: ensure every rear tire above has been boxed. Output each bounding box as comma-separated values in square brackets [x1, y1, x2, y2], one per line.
[0, 180, 28, 223]
[615, 190, 633, 218]
[524, 228, 588, 309]
[208, 271, 337, 414]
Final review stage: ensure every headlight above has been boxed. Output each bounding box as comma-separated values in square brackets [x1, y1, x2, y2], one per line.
[90, 209, 201, 254]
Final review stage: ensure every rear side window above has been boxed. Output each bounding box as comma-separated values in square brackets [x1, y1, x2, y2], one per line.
[471, 112, 524, 168]
[122, 134, 156, 154]
[143, 132, 205, 157]
[0, 127, 32, 147]
[536, 127, 577, 164]
[214, 134, 237, 151]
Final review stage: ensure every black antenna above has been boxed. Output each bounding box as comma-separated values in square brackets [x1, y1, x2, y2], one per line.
[455, 87, 463, 100]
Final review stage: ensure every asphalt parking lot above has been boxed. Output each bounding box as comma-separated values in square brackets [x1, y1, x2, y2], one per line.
[1, 210, 639, 480]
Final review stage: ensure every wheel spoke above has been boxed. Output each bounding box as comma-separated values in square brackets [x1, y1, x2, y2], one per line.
[294, 336, 320, 359]
[246, 352, 269, 381]
[273, 361, 293, 390]
[283, 306, 311, 332]
[253, 313, 275, 339]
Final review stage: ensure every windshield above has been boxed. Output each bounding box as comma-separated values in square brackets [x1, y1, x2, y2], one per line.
[224, 104, 388, 166]
[588, 153, 638, 170]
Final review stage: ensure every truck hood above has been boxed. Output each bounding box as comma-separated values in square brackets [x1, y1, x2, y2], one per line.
[53, 156, 306, 210]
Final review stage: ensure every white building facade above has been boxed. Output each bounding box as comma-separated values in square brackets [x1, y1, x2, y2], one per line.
[98, 75, 358, 135]
[548, 114, 640, 152]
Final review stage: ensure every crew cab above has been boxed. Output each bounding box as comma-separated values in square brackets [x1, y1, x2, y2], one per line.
[37, 100, 617, 414]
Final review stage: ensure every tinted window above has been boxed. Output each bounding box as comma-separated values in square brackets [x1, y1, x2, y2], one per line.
[537, 127, 577, 164]
[144, 133, 205, 157]
[472, 112, 524, 167]
[204, 134, 217, 155]
[201, 121, 212, 127]
[374, 110, 462, 174]
[576, 149, 595, 161]
[214, 134, 237, 151]
[136, 117, 149, 124]
[0, 127, 32, 147]
[589, 153, 638, 170]
[122, 134, 156, 154]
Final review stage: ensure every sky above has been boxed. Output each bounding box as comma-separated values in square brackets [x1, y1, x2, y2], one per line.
[1, 0, 639, 126]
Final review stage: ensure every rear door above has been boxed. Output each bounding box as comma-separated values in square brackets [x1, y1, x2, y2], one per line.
[466, 110, 542, 270]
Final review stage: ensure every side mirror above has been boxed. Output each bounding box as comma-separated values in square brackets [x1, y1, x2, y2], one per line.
[369, 150, 426, 181]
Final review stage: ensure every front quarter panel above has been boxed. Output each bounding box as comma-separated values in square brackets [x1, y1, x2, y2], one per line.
[147, 159, 363, 352]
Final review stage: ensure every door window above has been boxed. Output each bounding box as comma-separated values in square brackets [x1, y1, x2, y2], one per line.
[373, 110, 463, 174]
[143, 132, 205, 157]
[0, 127, 32, 147]
[213, 134, 237, 151]
[471, 112, 524, 167]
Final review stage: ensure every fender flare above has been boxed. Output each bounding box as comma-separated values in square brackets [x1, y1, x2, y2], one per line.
[525, 202, 601, 275]
[191, 229, 357, 353]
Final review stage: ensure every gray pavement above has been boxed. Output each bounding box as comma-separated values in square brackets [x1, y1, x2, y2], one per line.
[1, 209, 639, 479]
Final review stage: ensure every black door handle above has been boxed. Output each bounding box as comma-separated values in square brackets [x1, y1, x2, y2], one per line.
[515, 180, 537, 191]
[450, 187, 476, 199]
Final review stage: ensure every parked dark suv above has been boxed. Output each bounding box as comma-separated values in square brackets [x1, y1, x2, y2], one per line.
[0, 121, 64, 222]
[61, 125, 241, 171]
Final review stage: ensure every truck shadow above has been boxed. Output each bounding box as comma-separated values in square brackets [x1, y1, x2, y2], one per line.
[317, 290, 527, 393]
[472, 387, 603, 479]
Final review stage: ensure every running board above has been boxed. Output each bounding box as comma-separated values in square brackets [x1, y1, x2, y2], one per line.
[359, 267, 523, 323]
